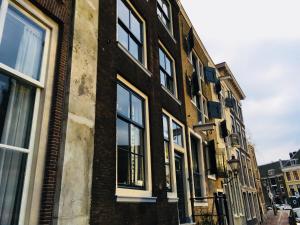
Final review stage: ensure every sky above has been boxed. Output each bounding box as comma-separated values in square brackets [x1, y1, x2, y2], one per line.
[181, 0, 300, 165]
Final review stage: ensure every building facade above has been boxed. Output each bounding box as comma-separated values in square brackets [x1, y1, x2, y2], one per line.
[248, 144, 267, 222]
[282, 150, 300, 207]
[0, 0, 264, 225]
[217, 63, 263, 225]
[259, 161, 288, 207]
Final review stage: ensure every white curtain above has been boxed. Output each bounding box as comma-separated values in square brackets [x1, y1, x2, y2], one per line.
[0, 8, 40, 224]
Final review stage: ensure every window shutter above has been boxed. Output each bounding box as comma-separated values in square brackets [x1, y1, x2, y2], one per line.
[186, 75, 192, 97]
[225, 98, 235, 108]
[204, 66, 217, 83]
[215, 79, 222, 93]
[220, 120, 229, 138]
[208, 140, 217, 174]
[208, 101, 222, 119]
[192, 72, 200, 95]
[186, 28, 194, 54]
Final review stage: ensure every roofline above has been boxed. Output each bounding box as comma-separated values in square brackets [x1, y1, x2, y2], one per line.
[176, 0, 216, 68]
[258, 161, 281, 167]
[216, 62, 246, 100]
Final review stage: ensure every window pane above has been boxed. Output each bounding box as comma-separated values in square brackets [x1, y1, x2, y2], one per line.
[130, 14, 141, 42]
[0, 73, 35, 149]
[172, 122, 182, 146]
[160, 70, 166, 87]
[165, 57, 172, 75]
[117, 0, 129, 27]
[193, 174, 201, 197]
[157, 0, 163, 7]
[131, 125, 143, 155]
[117, 84, 130, 118]
[118, 149, 130, 185]
[191, 138, 199, 172]
[0, 6, 45, 80]
[164, 141, 170, 163]
[117, 24, 129, 50]
[162, 115, 169, 140]
[165, 164, 171, 190]
[159, 49, 165, 68]
[129, 37, 140, 61]
[117, 119, 129, 150]
[0, 147, 27, 224]
[131, 154, 144, 187]
[166, 76, 174, 94]
[162, 2, 169, 18]
[131, 94, 143, 125]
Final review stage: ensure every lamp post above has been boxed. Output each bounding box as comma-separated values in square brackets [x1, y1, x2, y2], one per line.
[228, 155, 241, 178]
[224, 155, 241, 184]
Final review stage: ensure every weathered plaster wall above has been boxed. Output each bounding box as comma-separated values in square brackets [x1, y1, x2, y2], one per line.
[55, 0, 99, 224]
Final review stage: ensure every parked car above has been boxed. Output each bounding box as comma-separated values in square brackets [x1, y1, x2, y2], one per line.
[289, 207, 300, 225]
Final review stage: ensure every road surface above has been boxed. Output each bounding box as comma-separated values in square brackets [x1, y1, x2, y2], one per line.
[262, 209, 289, 225]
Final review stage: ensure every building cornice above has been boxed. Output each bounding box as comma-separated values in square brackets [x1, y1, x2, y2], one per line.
[216, 62, 246, 100]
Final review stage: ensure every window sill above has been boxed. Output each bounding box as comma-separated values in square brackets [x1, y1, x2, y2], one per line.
[207, 174, 216, 180]
[116, 195, 157, 203]
[161, 85, 181, 105]
[194, 201, 208, 207]
[158, 17, 177, 44]
[168, 197, 179, 203]
[117, 42, 152, 77]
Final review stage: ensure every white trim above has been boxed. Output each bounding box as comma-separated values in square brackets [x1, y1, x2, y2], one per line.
[116, 0, 148, 68]
[0, 143, 30, 153]
[0, 1, 59, 224]
[158, 16, 176, 44]
[116, 195, 157, 203]
[207, 174, 216, 180]
[158, 40, 179, 99]
[157, 0, 174, 36]
[161, 85, 182, 105]
[0, 0, 8, 42]
[162, 109, 192, 221]
[168, 197, 179, 203]
[117, 43, 152, 77]
[0, 63, 44, 88]
[188, 128, 207, 200]
[194, 201, 208, 207]
[115, 75, 153, 199]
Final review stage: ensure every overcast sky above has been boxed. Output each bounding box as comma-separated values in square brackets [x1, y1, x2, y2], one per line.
[181, 0, 300, 165]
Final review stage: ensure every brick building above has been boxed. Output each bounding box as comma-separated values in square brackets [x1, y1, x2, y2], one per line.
[0, 0, 264, 225]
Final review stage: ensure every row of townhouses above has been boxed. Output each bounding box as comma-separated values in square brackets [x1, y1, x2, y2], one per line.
[0, 0, 265, 225]
[259, 149, 300, 208]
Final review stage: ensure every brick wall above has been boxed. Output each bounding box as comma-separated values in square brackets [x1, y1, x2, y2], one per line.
[26, 0, 75, 224]
[90, 0, 187, 224]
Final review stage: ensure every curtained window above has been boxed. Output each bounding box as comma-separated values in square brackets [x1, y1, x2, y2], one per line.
[0, 2, 46, 224]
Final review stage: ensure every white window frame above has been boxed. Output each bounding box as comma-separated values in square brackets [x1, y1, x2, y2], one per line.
[115, 75, 155, 202]
[158, 40, 179, 101]
[0, 1, 58, 224]
[162, 109, 193, 219]
[244, 192, 251, 220]
[116, 0, 149, 73]
[188, 129, 207, 206]
[156, 0, 174, 36]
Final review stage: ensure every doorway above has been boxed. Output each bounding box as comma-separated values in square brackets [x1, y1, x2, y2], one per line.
[175, 153, 186, 223]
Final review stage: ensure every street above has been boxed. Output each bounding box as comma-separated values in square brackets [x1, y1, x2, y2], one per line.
[262, 210, 290, 225]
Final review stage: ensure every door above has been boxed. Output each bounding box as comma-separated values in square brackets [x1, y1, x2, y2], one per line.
[175, 153, 186, 223]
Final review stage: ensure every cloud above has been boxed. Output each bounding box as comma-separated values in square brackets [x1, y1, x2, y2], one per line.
[181, 0, 300, 164]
